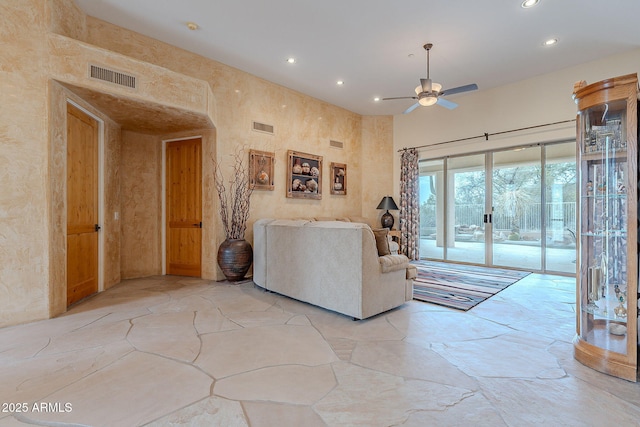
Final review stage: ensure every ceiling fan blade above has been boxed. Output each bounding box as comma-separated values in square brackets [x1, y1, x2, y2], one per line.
[382, 96, 418, 101]
[436, 97, 458, 110]
[440, 83, 478, 97]
[403, 102, 421, 114]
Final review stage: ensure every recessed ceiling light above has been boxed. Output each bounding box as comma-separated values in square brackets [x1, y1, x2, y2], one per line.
[286, 57, 296, 64]
[373, 97, 381, 102]
[337, 80, 344, 86]
[521, 0, 539, 8]
[186, 22, 199, 30]
[544, 38, 558, 46]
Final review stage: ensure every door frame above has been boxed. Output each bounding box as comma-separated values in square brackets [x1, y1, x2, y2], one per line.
[161, 135, 203, 275]
[66, 99, 105, 293]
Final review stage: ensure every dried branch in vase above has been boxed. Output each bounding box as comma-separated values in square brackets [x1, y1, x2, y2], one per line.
[212, 150, 253, 240]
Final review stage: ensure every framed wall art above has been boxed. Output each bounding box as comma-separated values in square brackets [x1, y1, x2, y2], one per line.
[249, 149, 275, 190]
[287, 150, 322, 199]
[330, 162, 347, 195]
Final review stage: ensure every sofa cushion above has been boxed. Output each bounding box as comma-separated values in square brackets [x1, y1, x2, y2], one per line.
[271, 219, 312, 226]
[372, 228, 391, 256]
[314, 216, 339, 221]
[379, 254, 410, 272]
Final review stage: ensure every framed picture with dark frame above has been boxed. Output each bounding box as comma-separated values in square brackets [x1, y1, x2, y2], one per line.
[249, 149, 275, 190]
[287, 150, 322, 199]
[330, 162, 347, 195]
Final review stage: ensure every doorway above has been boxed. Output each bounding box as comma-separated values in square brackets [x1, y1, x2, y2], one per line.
[66, 103, 100, 305]
[165, 137, 203, 277]
[419, 141, 576, 274]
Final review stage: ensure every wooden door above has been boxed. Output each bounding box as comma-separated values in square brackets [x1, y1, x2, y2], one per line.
[166, 138, 202, 276]
[66, 103, 99, 306]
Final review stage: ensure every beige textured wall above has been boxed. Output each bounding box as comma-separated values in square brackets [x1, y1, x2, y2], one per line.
[0, 0, 394, 327]
[120, 131, 162, 279]
[103, 114, 122, 289]
[47, 0, 87, 41]
[0, 0, 50, 326]
[361, 116, 395, 226]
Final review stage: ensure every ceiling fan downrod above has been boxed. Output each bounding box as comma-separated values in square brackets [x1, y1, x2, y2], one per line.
[424, 43, 433, 80]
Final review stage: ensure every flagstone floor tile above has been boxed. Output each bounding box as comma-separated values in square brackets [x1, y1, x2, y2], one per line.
[215, 364, 336, 404]
[0, 273, 638, 426]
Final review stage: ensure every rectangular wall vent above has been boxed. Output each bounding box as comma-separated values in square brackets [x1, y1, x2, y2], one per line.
[89, 64, 136, 89]
[329, 140, 344, 149]
[252, 121, 274, 135]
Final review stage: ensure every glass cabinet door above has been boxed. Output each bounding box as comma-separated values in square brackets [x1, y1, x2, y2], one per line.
[574, 73, 638, 382]
[579, 99, 629, 355]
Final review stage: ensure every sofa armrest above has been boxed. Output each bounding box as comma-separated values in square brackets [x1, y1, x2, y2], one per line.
[378, 254, 409, 273]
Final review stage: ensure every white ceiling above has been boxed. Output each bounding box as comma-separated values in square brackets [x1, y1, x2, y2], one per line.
[74, 0, 640, 116]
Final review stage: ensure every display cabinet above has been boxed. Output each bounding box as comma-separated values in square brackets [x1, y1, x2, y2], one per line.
[573, 74, 639, 381]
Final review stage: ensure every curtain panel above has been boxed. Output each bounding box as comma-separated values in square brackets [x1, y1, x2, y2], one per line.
[399, 148, 420, 260]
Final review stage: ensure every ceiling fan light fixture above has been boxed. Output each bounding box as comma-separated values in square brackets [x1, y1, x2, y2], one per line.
[418, 95, 438, 107]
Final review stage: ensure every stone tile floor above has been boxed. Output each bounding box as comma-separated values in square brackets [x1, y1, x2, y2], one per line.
[0, 273, 638, 426]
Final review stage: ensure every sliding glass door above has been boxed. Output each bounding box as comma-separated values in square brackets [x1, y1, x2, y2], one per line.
[447, 154, 486, 264]
[492, 146, 542, 270]
[419, 159, 445, 260]
[544, 142, 576, 273]
[418, 141, 576, 274]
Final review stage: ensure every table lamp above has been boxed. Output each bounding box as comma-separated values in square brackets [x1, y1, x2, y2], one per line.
[376, 196, 399, 229]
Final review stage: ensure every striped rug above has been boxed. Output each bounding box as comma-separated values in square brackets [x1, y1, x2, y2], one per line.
[412, 260, 530, 311]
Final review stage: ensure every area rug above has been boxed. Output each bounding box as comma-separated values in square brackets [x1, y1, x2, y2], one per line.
[412, 260, 530, 311]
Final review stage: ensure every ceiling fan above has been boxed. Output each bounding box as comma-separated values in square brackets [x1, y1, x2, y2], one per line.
[383, 43, 478, 114]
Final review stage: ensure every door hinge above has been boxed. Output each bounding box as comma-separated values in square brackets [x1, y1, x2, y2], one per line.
[94, 224, 101, 232]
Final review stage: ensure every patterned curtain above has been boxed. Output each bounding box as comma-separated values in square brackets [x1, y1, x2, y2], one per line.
[399, 148, 420, 260]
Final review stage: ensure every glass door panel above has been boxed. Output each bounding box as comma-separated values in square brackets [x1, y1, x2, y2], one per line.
[419, 159, 444, 260]
[578, 98, 631, 355]
[545, 142, 577, 273]
[447, 154, 486, 264]
[492, 147, 542, 270]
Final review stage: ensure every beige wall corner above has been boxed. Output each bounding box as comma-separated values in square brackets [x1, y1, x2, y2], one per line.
[361, 115, 395, 227]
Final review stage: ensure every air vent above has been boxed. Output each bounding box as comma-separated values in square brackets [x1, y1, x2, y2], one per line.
[330, 140, 344, 149]
[252, 121, 274, 135]
[89, 64, 136, 89]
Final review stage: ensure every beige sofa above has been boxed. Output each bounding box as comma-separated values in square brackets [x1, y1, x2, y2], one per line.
[253, 219, 414, 319]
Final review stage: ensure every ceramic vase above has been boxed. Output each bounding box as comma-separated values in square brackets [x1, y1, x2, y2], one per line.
[217, 238, 253, 281]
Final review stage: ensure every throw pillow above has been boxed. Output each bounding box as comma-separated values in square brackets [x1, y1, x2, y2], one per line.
[372, 228, 391, 256]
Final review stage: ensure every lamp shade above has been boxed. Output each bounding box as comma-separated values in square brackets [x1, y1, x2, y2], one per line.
[376, 196, 399, 211]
